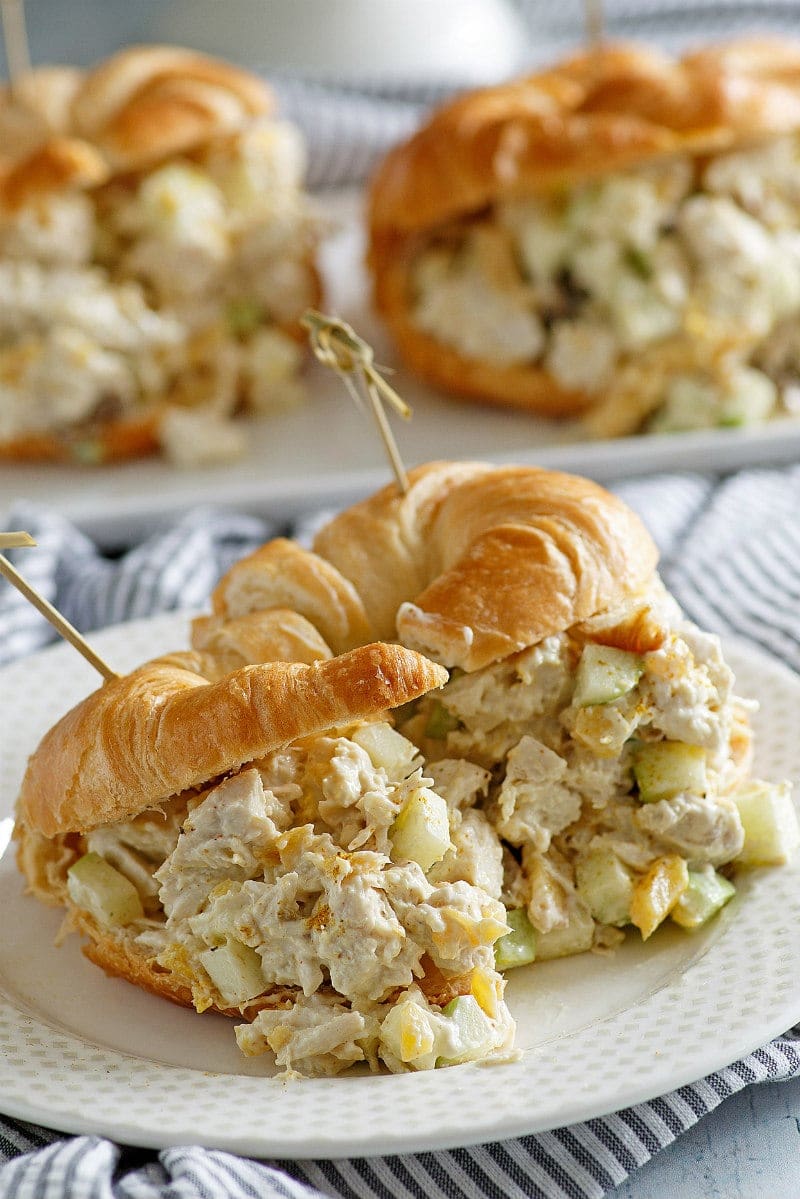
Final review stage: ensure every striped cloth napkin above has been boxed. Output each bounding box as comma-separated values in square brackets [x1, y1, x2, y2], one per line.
[2, 464, 800, 1199]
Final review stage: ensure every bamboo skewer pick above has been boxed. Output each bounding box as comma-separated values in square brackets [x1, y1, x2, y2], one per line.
[1, 0, 31, 92]
[0, 531, 35, 550]
[585, 0, 604, 53]
[0, 532, 119, 681]
[303, 309, 412, 494]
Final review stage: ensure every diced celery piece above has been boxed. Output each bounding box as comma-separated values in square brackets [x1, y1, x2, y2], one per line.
[671, 870, 735, 929]
[572, 644, 643, 707]
[66, 852, 144, 928]
[199, 939, 266, 1007]
[390, 787, 451, 872]
[494, 908, 537, 971]
[575, 848, 634, 926]
[226, 297, 264, 337]
[717, 368, 776, 428]
[633, 741, 706, 802]
[424, 700, 460, 739]
[733, 781, 800, 866]
[534, 905, 595, 960]
[351, 722, 418, 777]
[623, 245, 653, 280]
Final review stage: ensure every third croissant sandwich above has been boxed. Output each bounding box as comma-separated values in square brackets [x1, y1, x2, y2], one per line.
[15, 463, 799, 1077]
[368, 40, 800, 436]
[0, 45, 320, 466]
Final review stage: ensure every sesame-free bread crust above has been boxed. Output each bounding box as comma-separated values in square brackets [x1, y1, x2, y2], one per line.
[211, 537, 375, 654]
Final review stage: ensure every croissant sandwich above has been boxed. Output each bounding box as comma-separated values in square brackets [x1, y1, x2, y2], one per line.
[0, 45, 321, 466]
[15, 463, 798, 1077]
[369, 39, 800, 436]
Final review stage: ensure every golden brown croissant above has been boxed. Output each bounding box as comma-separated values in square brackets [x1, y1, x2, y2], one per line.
[0, 46, 320, 465]
[213, 462, 659, 671]
[368, 38, 800, 434]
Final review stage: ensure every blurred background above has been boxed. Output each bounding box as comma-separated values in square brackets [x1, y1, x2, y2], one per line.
[9, 0, 799, 190]
[12, 0, 800, 73]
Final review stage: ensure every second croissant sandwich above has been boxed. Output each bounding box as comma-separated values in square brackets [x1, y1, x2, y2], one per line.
[15, 463, 798, 1077]
[0, 45, 321, 466]
[368, 40, 800, 436]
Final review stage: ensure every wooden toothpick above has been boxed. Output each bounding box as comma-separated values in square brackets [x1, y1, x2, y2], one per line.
[585, 0, 604, 53]
[0, 532, 118, 681]
[0, 0, 30, 92]
[303, 309, 412, 494]
[0, 531, 35, 549]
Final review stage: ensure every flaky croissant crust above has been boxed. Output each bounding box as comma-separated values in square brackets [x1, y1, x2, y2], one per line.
[0, 45, 273, 208]
[216, 461, 659, 674]
[369, 37, 800, 236]
[16, 641, 447, 838]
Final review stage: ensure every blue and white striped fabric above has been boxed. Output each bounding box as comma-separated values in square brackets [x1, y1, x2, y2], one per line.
[2, 464, 800, 1198]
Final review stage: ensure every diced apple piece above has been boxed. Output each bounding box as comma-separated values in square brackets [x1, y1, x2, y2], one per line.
[533, 904, 595, 960]
[66, 852, 144, 927]
[424, 700, 460, 739]
[352, 722, 418, 777]
[470, 966, 503, 1019]
[438, 995, 496, 1066]
[226, 297, 264, 337]
[380, 996, 436, 1064]
[138, 163, 224, 238]
[199, 939, 266, 1007]
[630, 855, 689, 940]
[633, 741, 707, 802]
[390, 787, 451, 872]
[494, 909, 537, 971]
[671, 869, 735, 929]
[382, 987, 503, 1070]
[733, 781, 800, 866]
[575, 848, 634, 926]
[572, 644, 643, 707]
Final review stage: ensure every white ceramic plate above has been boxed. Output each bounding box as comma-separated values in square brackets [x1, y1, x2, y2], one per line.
[1, 614, 799, 1159]
[3, 192, 800, 548]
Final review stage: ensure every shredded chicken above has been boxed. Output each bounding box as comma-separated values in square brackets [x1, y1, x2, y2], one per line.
[411, 139, 800, 432]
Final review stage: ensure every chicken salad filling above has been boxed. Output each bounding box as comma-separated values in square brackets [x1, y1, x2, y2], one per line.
[61, 581, 797, 1077]
[67, 723, 514, 1077]
[395, 579, 797, 957]
[410, 134, 800, 435]
[0, 117, 319, 463]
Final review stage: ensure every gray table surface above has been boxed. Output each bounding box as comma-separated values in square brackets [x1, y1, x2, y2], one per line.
[612, 1076, 800, 1198]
